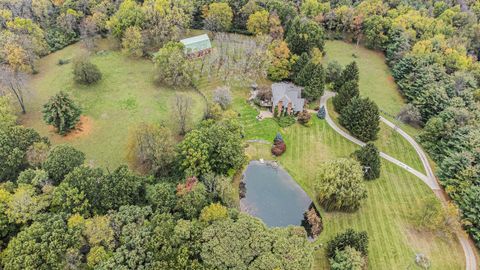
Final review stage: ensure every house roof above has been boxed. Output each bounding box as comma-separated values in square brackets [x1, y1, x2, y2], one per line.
[180, 34, 212, 53]
[271, 82, 305, 112]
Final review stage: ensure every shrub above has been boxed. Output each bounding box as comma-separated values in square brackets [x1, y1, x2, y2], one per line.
[276, 115, 296, 127]
[303, 207, 323, 238]
[272, 132, 286, 156]
[326, 228, 369, 258]
[43, 145, 85, 184]
[73, 58, 102, 84]
[42, 92, 82, 135]
[315, 158, 367, 211]
[397, 103, 422, 127]
[329, 246, 367, 270]
[57, 59, 70, 65]
[297, 110, 311, 125]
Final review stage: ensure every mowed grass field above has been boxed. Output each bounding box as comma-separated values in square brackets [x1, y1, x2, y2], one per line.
[324, 40, 422, 136]
[20, 40, 206, 168]
[245, 117, 465, 270]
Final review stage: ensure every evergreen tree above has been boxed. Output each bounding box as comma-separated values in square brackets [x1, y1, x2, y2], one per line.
[303, 65, 325, 101]
[334, 61, 359, 91]
[353, 143, 381, 180]
[42, 92, 82, 135]
[317, 106, 326, 119]
[339, 97, 380, 142]
[291, 52, 309, 80]
[295, 61, 317, 87]
[332, 80, 359, 113]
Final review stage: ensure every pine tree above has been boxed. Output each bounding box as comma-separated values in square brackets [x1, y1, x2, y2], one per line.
[295, 61, 317, 87]
[291, 52, 309, 80]
[334, 61, 359, 91]
[303, 65, 325, 101]
[332, 80, 359, 113]
[317, 106, 326, 119]
[353, 142, 381, 180]
[339, 97, 380, 142]
[43, 92, 82, 135]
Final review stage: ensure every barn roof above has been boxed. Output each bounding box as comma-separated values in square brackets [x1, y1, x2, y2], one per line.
[180, 34, 212, 53]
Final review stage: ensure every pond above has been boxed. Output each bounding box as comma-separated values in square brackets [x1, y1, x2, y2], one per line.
[240, 161, 313, 227]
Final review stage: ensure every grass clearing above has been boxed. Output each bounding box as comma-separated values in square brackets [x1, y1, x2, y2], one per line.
[20, 41, 206, 168]
[324, 40, 422, 137]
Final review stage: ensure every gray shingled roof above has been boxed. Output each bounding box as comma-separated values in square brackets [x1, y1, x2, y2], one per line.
[271, 82, 305, 112]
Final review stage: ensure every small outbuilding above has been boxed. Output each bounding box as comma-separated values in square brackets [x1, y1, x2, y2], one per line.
[180, 34, 212, 57]
[271, 82, 305, 115]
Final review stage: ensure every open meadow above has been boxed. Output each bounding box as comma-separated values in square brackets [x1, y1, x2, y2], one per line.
[19, 40, 206, 168]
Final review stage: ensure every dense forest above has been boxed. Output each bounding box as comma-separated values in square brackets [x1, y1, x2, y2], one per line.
[0, 0, 479, 269]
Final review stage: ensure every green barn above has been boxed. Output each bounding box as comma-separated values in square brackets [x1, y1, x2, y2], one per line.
[180, 34, 212, 57]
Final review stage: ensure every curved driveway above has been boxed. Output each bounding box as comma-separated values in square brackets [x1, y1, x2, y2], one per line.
[319, 91, 478, 270]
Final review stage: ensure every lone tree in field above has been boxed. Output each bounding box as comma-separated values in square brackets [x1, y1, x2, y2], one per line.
[315, 158, 367, 212]
[332, 80, 359, 113]
[42, 92, 82, 135]
[339, 97, 380, 142]
[353, 142, 381, 180]
[173, 94, 193, 135]
[73, 58, 102, 84]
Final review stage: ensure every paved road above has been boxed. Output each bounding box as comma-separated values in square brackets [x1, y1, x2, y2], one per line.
[319, 91, 478, 270]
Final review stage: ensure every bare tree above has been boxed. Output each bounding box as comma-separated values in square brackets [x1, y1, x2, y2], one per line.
[213, 86, 232, 109]
[192, 33, 272, 85]
[0, 65, 29, 113]
[173, 94, 193, 135]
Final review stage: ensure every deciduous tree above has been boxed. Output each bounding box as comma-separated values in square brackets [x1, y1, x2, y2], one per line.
[315, 158, 367, 211]
[43, 144, 85, 184]
[203, 2, 233, 32]
[121, 26, 144, 57]
[247, 10, 270, 35]
[153, 41, 192, 87]
[127, 123, 176, 176]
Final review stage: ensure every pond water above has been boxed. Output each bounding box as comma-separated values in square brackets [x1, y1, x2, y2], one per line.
[240, 161, 313, 227]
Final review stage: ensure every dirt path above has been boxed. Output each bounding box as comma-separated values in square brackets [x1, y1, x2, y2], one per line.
[319, 91, 478, 270]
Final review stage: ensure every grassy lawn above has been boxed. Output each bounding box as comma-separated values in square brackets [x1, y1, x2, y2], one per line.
[326, 99, 425, 173]
[19, 40, 206, 168]
[243, 116, 464, 269]
[324, 40, 422, 137]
